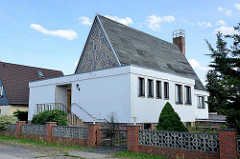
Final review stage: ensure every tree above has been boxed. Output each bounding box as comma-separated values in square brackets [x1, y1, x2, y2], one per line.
[31, 110, 68, 126]
[157, 102, 188, 132]
[13, 110, 28, 122]
[0, 115, 17, 130]
[206, 23, 240, 129]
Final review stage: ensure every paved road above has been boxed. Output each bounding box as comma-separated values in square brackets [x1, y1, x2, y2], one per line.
[0, 141, 121, 159]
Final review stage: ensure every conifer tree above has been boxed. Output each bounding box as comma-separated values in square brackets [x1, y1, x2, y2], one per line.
[206, 23, 240, 129]
[157, 102, 188, 132]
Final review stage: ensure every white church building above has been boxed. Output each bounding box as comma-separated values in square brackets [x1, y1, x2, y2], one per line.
[28, 15, 209, 127]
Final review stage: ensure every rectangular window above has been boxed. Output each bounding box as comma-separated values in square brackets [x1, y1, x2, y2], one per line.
[185, 86, 191, 104]
[138, 77, 145, 96]
[148, 79, 154, 97]
[198, 96, 205, 108]
[175, 84, 183, 104]
[0, 86, 3, 97]
[156, 80, 162, 98]
[164, 82, 169, 99]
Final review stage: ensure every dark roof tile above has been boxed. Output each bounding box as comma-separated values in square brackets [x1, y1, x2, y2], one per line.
[0, 62, 63, 105]
[98, 15, 205, 90]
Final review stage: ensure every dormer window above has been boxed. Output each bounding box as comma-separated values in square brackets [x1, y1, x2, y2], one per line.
[0, 86, 3, 97]
[37, 70, 44, 77]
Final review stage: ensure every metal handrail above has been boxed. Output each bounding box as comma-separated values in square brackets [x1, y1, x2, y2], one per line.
[36, 102, 108, 123]
[71, 103, 109, 122]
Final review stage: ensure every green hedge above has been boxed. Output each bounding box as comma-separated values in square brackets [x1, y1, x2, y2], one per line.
[31, 110, 68, 126]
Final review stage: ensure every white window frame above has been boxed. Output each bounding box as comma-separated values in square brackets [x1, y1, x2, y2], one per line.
[185, 86, 192, 105]
[164, 82, 169, 99]
[0, 86, 3, 97]
[197, 96, 205, 108]
[138, 77, 145, 97]
[175, 84, 183, 104]
[148, 79, 154, 98]
[156, 80, 162, 98]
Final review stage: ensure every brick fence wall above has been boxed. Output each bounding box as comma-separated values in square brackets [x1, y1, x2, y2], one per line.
[2, 122, 240, 159]
[126, 126, 239, 159]
[2, 121, 97, 147]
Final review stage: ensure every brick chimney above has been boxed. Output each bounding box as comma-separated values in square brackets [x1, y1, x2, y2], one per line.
[173, 29, 185, 56]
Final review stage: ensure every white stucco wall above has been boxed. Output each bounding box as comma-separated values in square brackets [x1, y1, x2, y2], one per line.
[28, 85, 56, 120]
[55, 86, 68, 107]
[0, 105, 11, 115]
[28, 65, 209, 123]
[194, 89, 209, 119]
[71, 73, 130, 123]
[29, 66, 131, 123]
[130, 66, 197, 123]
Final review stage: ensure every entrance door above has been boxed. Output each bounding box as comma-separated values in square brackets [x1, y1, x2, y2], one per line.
[67, 90, 71, 112]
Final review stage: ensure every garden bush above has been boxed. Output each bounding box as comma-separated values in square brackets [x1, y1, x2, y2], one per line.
[0, 115, 17, 130]
[13, 110, 28, 121]
[31, 110, 68, 126]
[157, 102, 188, 132]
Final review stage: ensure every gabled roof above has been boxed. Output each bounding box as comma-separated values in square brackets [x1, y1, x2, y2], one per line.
[0, 62, 63, 105]
[97, 15, 204, 90]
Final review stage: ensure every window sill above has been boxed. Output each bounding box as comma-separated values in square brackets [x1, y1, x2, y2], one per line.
[156, 97, 162, 99]
[198, 107, 205, 109]
[148, 96, 154, 98]
[176, 102, 183, 105]
[164, 98, 169, 100]
[185, 103, 192, 106]
[138, 95, 145, 98]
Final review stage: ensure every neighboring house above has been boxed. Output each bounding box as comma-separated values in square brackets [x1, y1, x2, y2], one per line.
[28, 15, 209, 127]
[0, 62, 63, 115]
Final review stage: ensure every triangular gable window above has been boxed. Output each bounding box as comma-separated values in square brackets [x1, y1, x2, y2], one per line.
[76, 17, 120, 73]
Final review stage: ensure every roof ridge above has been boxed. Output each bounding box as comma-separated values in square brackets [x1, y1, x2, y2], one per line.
[97, 14, 177, 48]
[0, 62, 63, 72]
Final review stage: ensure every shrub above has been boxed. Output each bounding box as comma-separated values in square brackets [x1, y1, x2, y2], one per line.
[157, 102, 188, 132]
[13, 110, 28, 121]
[31, 110, 68, 126]
[0, 115, 17, 130]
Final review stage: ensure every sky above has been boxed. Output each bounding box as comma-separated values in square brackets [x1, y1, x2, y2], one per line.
[0, 0, 239, 85]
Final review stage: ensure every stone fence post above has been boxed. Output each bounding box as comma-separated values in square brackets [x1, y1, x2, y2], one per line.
[127, 125, 140, 153]
[15, 121, 26, 138]
[45, 122, 57, 142]
[219, 128, 238, 159]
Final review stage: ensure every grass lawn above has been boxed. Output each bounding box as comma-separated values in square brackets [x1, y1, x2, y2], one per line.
[113, 151, 166, 159]
[0, 135, 86, 152]
[0, 135, 166, 159]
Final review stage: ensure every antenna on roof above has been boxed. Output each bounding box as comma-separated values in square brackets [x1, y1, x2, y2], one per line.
[173, 29, 185, 57]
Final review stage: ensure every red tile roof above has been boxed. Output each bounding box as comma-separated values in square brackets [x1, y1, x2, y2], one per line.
[0, 62, 63, 105]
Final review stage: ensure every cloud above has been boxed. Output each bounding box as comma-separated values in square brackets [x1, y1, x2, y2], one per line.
[218, 7, 232, 16]
[216, 20, 226, 26]
[79, 16, 92, 26]
[213, 26, 237, 34]
[197, 21, 212, 28]
[225, 10, 232, 16]
[105, 15, 133, 25]
[30, 24, 77, 40]
[235, 3, 240, 10]
[188, 59, 210, 71]
[74, 61, 78, 66]
[218, 7, 223, 11]
[146, 15, 175, 31]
